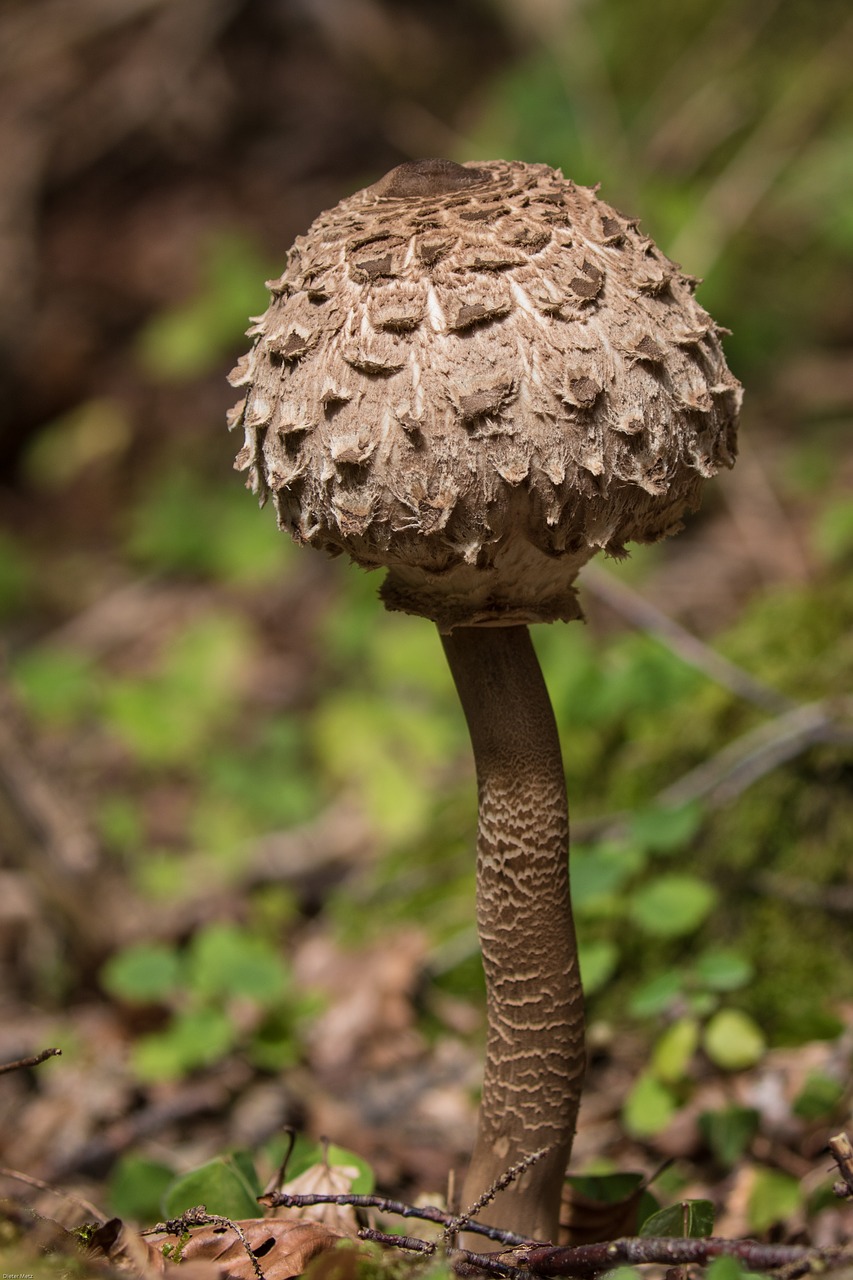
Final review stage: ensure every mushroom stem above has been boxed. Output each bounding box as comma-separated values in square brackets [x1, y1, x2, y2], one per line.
[440, 624, 585, 1243]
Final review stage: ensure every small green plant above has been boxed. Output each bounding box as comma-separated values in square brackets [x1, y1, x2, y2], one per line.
[623, 960, 766, 1145]
[126, 465, 290, 584]
[100, 922, 320, 1082]
[107, 1137, 374, 1226]
[0, 530, 33, 617]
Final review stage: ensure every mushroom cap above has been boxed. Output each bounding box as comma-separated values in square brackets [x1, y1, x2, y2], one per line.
[229, 159, 741, 631]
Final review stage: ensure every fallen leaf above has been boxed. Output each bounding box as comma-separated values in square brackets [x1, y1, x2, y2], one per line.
[278, 1157, 364, 1235]
[151, 1217, 346, 1280]
[560, 1172, 655, 1245]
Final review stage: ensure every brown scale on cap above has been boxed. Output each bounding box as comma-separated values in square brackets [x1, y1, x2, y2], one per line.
[229, 158, 740, 632]
[228, 159, 741, 1245]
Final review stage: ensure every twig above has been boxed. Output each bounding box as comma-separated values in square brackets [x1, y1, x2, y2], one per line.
[755, 872, 853, 915]
[45, 1075, 231, 1181]
[260, 1193, 518, 1246]
[261, 1126, 297, 1199]
[658, 697, 853, 809]
[250, 1186, 853, 1278]
[829, 1131, 853, 1199]
[445, 1147, 552, 1241]
[0, 1046, 61, 1075]
[455, 1237, 833, 1279]
[147, 1206, 266, 1280]
[582, 565, 795, 715]
[571, 695, 852, 845]
[359, 1227, 435, 1253]
[513, 1236, 825, 1278]
[0, 1164, 105, 1223]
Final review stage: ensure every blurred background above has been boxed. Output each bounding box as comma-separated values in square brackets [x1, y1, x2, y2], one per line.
[1, 0, 852, 1245]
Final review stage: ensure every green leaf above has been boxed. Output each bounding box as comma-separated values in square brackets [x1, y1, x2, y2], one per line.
[630, 804, 703, 854]
[126, 467, 288, 582]
[571, 842, 643, 916]
[248, 1008, 301, 1072]
[639, 1199, 714, 1238]
[597, 636, 701, 718]
[201, 720, 322, 831]
[0, 531, 33, 618]
[108, 1154, 176, 1223]
[814, 497, 853, 566]
[187, 923, 289, 1005]
[97, 795, 144, 854]
[694, 949, 754, 992]
[565, 1171, 646, 1203]
[628, 972, 684, 1019]
[313, 691, 439, 842]
[629, 874, 717, 937]
[792, 1072, 845, 1120]
[703, 1009, 766, 1070]
[706, 1258, 749, 1280]
[230, 1149, 262, 1196]
[282, 1138, 374, 1195]
[699, 1106, 760, 1167]
[100, 942, 181, 1003]
[685, 991, 719, 1018]
[22, 398, 131, 490]
[578, 938, 619, 994]
[132, 1007, 235, 1081]
[651, 1017, 700, 1085]
[102, 615, 249, 765]
[12, 649, 100, 727]
[162, 1156, 260, 1220]
[623, 1072, 676, 1138]
[747, 1168, 801, 1234]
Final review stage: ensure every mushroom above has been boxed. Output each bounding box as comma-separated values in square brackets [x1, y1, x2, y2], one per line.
[228, 158, 741, 1242]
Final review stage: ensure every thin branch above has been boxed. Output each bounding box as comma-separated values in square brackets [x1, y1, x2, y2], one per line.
[0, 1164, 105, 1223]
[755, 872, 853, 916]
[445, 1147, 553, 1241]
[147, 1206, 266, 1280]
[260, 1193, 518, 1246]
[829, 1131, 853, 1200]
[454, 1236, 836, 1279]
[359, 1227, 435, 1253]
[251, 1188, 853, 1278]
[572, 695, 852, 845]
[0, 1046, 61, 1075]
[658, 697, 853, 810]
[582, 565, 795, 715]
[514, 1236, 825, 1278]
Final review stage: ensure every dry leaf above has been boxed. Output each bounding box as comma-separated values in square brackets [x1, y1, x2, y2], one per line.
[88, 1217, 215, 1279]
[280, 1159, 363, 1235]
[559, 1181, 648, 1245]
[151, 1217, 346, 1280]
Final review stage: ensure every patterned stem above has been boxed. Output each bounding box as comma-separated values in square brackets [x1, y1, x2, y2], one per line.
[441, 625, 585, 1244]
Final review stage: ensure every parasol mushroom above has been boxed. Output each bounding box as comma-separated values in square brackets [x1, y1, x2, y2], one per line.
[227, 158, 741, 1243]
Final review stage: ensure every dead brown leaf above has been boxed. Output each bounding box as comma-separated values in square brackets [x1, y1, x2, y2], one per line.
[559, 1180, 648, 1246]
[151, 1218, 347, 1280]
[276, 1158, 364, 1237]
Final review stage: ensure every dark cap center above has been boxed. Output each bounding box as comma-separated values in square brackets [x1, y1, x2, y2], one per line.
[372, 158, 492, 200]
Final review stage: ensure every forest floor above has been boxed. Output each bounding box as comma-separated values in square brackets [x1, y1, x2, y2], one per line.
[2, 2, 853, 1276]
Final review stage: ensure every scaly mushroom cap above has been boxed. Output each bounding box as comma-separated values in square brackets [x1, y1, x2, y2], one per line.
[228, 159, 741, 631]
